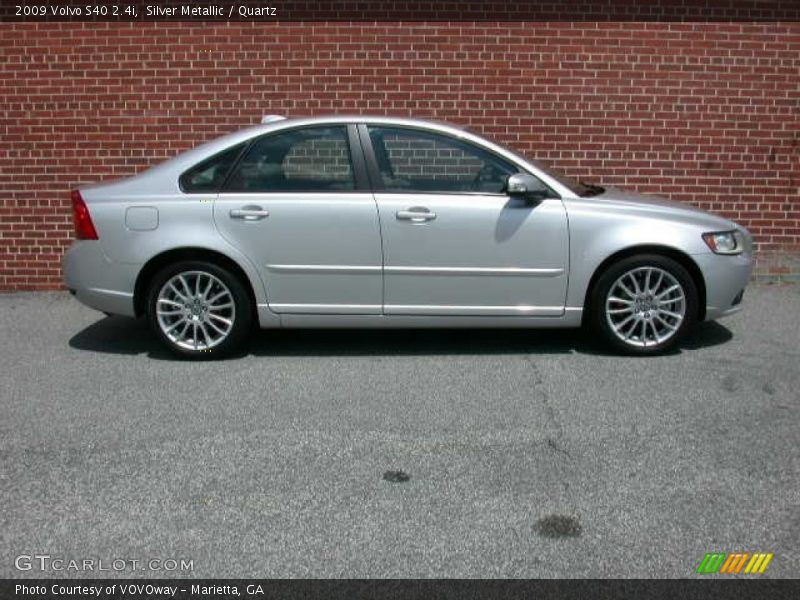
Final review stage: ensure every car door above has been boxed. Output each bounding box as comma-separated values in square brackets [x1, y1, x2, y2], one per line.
[359, 124, 569, 316]
[213, 124, 383, 314]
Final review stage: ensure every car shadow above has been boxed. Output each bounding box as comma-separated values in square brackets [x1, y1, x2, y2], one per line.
[68, 315, 734, 360]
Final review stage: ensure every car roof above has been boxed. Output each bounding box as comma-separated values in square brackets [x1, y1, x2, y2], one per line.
[263, 114, 465, 129]
[245, 114, 468, 139]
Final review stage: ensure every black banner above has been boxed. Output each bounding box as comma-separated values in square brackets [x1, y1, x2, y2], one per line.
[1, 0, 799, 22]
[2, 580, 800, 600]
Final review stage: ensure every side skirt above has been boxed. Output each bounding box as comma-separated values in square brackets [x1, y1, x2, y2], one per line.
[257, 305, 584, 329]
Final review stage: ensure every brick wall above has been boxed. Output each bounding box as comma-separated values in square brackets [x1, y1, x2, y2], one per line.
[0, 20, 798, 290]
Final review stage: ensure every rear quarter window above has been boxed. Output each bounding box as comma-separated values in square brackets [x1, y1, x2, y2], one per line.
[179, 143, 246, 193]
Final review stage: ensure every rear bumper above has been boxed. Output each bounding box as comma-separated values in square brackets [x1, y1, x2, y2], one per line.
[694, 251, 754, 321]
[62, 241, 138, 317]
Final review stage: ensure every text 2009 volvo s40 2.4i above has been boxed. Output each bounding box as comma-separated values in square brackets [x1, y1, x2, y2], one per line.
[63, 115, 753, 358]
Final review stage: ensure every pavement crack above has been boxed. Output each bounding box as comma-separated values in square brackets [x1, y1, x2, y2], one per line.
[546, 437, 571, 459]
[526, 356, 567, 453]
[526, 356, 576, 510]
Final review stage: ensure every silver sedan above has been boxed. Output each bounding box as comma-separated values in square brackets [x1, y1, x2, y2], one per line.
[63, 115, 753, 358]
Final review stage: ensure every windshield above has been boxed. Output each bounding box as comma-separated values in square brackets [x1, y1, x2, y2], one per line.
[484, 137, 603, 197]
[526, 158, 598, 196]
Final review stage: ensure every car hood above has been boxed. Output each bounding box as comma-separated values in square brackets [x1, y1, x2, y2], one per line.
[585, 186, 740, 231]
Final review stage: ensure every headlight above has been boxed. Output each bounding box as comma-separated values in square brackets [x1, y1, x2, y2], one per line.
[702, 230, 745, 255]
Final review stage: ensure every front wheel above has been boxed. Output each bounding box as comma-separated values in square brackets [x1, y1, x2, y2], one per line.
[146, 261, 252, 359]
[589, 254, 699, 355]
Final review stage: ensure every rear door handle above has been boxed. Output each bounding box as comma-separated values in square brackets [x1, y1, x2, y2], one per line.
[396, 208, 437, 222]
[230, 206, 270, 221]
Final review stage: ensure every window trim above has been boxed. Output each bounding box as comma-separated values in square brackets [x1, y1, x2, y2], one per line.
[355, 123, 559, 198]
[216, 123, 368, 195]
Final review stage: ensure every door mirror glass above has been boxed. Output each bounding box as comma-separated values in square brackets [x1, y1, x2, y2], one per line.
[505, 173, 554, 200]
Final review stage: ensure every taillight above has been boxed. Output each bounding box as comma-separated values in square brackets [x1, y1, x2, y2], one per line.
[71, 190, 98, 240]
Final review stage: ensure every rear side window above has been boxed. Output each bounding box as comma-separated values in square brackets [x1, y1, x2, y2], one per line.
[223, 126, 355, 193]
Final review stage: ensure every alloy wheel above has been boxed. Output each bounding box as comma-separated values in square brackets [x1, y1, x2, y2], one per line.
[604, 266, 686, 348]
[155, 270, 236, 351]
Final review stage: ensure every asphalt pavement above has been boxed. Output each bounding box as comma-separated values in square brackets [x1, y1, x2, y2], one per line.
[1, 284, 798, 578]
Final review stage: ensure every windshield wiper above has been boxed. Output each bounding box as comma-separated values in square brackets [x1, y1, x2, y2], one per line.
[578, 181, 605, 197]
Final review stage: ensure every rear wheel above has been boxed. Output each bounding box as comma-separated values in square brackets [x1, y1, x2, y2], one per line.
[146, 261, 252, 359]
[589, 254, 698, 355]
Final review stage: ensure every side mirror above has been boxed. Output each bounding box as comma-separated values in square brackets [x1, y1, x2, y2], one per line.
[505, 173, 551, 200]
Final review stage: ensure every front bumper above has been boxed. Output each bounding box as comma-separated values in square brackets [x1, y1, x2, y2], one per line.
[693, 251, 754, 321]
[62, 241, 138, 317]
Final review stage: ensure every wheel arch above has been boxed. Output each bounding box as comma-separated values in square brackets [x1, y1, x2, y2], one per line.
[133, 247, 259, 318]
[582, 245, 707, 323]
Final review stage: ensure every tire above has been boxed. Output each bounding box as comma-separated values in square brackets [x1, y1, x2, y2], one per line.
[146, 260, 253, 359]
[588, 254, 699, 355]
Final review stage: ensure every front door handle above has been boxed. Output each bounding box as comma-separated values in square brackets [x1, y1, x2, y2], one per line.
[396, 208, 437, 223]
[230, 206, 270, 221]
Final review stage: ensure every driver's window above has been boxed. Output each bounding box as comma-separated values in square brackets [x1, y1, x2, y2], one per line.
[367, 126, 517, 194]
